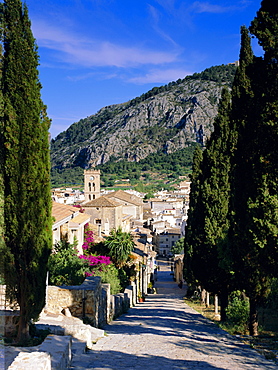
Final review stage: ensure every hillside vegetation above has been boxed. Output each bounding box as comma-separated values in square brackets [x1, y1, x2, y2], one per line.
[51, 144, 198, 192]
[50, 64, 237, 188]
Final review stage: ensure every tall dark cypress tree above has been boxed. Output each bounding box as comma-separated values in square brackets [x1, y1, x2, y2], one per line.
[1, 0, 52, 342]
[191, 88, 234, 321]
[183, 144, 204, 286]
[230, 19, 276, 336]
[0, 29, 4, 291]
[249, 0, 278, 275]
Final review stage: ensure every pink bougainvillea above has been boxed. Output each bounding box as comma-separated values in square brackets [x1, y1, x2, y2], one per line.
[82, 224, 94, 252]
[79, 254, 111, 266]
[73, 204, 85, 213]
[80, 224, 111, 278]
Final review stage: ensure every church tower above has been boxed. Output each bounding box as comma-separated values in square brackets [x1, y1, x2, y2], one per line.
[84, 168, 101, 202]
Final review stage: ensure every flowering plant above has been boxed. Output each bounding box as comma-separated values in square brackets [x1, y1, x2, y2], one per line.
[80, 254, 111, 277]
[82, 224, 94, 254]
[79, 254, 111, 266]
[73, 204, 85, 213]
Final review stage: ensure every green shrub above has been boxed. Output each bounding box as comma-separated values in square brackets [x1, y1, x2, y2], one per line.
[93, 264, 122, 294]
[171, 237, 185, 255]
[222, 291, 250, 333]
[48, 240, 88, 286]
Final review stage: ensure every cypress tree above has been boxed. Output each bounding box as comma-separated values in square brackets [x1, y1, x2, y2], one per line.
[230, 16, 277, 336]
[1, 0, 52, 342]
[231, 26, 255, 125]
[0, 27, 4, 289]
[249, 0, 278, 274]
[193, 89, 234, 321]
[183, 144, 204, 286]
[184, 89, 235, 321]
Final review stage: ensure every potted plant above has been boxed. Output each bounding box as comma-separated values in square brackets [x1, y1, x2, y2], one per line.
[138, 290, 145, 302]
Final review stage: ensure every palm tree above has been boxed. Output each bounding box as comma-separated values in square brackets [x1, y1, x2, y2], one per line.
[104, 227, 135, 267]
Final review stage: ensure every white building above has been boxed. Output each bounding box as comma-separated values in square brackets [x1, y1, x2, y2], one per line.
[153, 228, 181, 256]
[51, 188, 85, 205]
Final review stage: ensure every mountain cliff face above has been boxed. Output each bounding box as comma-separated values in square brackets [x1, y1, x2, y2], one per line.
[50, 64, 236, 170]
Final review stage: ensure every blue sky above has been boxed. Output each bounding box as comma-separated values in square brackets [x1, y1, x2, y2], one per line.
[25, 0, 262, 139]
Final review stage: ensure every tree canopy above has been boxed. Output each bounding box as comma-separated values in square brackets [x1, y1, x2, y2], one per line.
[0, 0, 52, 342]
[184, 1, 278, 335]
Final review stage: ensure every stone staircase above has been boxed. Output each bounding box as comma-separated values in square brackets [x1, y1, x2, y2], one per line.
[6, 313, 105, 369]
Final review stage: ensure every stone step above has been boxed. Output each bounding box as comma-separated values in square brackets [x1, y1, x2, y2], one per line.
[71, 337, 87, 357]
[7, 335, 72, 370]
[36, 315, 105, 349]
[39, 335, 72, 370]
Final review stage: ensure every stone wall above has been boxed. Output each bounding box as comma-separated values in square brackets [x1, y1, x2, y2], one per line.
[1, 277, 138, 343]
[98, 283, 110, 328]
[4, 278, 140, 369]
[46, 277, 103, 327]
[1, 310, 20, 337]
[45, 276, 135, 328]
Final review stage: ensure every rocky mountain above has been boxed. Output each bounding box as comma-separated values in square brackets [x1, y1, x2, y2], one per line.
[50, 64, 237, 171]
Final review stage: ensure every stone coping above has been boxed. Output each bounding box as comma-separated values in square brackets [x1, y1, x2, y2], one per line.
[6, 335, 72, 370]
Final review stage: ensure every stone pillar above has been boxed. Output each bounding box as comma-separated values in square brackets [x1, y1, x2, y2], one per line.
[206, 292, 210, 307]
[214, 294, 218, 314]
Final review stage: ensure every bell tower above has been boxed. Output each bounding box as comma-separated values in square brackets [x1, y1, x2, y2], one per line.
[84, 168, 101, 202]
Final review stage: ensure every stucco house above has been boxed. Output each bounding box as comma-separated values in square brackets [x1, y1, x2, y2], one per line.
[152, 227, 181, 256]
[52, 201, 90, 254]
[105, 189, 143, 221]
[82, 195, 131, 235]
[150, 198, 184, 214]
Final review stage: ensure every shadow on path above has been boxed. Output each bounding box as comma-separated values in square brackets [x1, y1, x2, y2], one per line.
[80, 349, 230, 370]
[70, 261, 277, 370]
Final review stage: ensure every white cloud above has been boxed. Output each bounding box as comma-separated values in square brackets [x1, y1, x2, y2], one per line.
[32, 20, 179, 68]
[191, 1, 237, 14]
[148, 4, 180, 48]
[128, 68, 192, 84]
[67, 71, 118, 82]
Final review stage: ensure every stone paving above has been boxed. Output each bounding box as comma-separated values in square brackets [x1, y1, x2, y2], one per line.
[70, 261, 278, 370]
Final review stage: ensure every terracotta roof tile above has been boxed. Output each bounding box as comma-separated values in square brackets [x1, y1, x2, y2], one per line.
[52, 202, 78, 223]
[69, 213, 91, 227]
[106, 189, 142, 206]
[84, 196, 121, 208]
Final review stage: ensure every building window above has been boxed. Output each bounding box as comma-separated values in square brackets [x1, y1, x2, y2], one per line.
[95, 219, 101, 224]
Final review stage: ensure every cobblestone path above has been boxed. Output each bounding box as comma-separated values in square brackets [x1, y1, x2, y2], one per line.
[70, 261, 277, 370]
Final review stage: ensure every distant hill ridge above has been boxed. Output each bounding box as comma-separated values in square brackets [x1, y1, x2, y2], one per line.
[50, 64, 237, 175]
